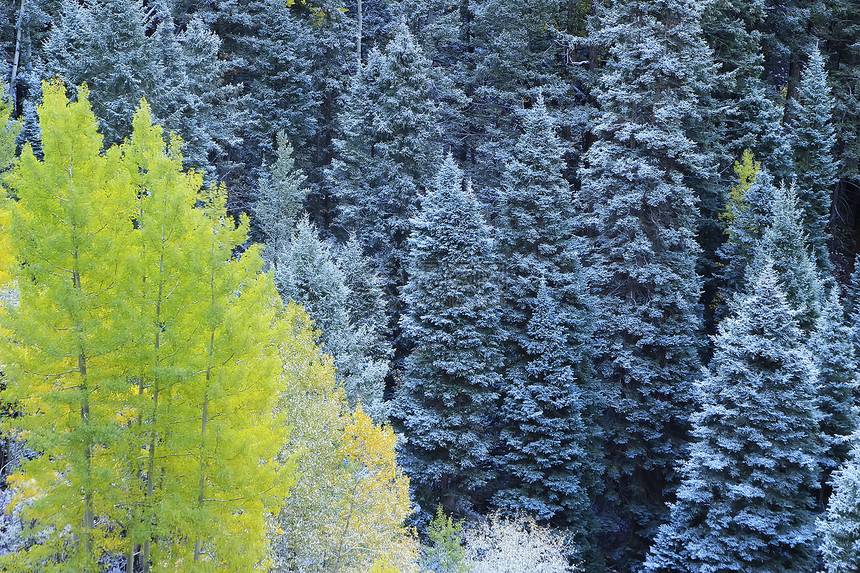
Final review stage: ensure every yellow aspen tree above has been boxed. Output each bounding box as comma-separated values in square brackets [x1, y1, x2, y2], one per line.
[0, 81, 135, 572]
[271, 303, 418, 573]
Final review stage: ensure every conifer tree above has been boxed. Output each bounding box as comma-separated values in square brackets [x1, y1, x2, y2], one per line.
[750, 183, 822, 332]
[396, 155, 502, 516]
[789, 45, 838, 275]
[811, 287, 859, 485]
[715, 160, 775, 320]
[820, 441, 860, 573]
[645, 261, 821, 573]
[274, 217, 388, 421]
[579, 1, 713, 562]
[492, 98, 600, 569]
[329, 20, 442, 296]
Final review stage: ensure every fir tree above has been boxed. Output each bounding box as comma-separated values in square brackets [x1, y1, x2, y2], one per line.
[820, 441, 860, 573]
[329, 19, 442, 296]
[749, 183, 822, 332]
[396, 155, 502, 516]
[579, 1, 713, 563]
[273, 217, 388, 421]
[645, 260, 822, 573]
[789, 44, 838, 275]
[811, 286, 859, 485]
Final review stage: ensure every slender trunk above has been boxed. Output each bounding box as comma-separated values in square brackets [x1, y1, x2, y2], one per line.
[9, 0, 25, 113]
[194, 276, 216, 561]
[142, 255, 165, 573]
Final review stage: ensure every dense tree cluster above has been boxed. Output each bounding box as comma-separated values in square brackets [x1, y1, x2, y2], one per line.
[3, 0, 860, 571]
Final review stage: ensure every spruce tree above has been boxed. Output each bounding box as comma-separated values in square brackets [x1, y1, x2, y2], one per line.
[715, 161, 776, 320]
[579, 1, 712, 562]
[789, 44, 838, 275]
[492, 98, 601, 569]
[644, 260, 822, 573]
[811, 287, 859, 486]
[820, 441, 860, 573]
[395, 155, 502, 516]
[329, 20, 442, 295]
[749, 183, 822, 332]
[273, 217, 388, 421]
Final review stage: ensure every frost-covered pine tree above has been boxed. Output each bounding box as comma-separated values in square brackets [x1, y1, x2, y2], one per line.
[329, 19, 442, 294]
[811, 287, 859, 484]
[395, 155, 503, 516]
[645, 260, 821, 573]
[749, 183, 822, 332]
[578, 1, 712, 561]
[43, 0, 233, 174]
[253, 130, 308, 254]
[789, 44, 838, 275]
[820, 441, 860, 573]
[715, 162, 777, 320]
[274, 217, 388, 421]
[492, 97, 601, 570]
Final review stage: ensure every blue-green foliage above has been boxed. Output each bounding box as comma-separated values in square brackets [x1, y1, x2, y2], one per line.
[578, 1, 712, 562]
[330, 20, 442, 290]
[715, 167, 777, 320]
[811, 287, 859, 481]
[492, 98, 601, 570]
[396, 155, 502, 516]
[790, 45, 838, 275]
[820, 441, 860, 573]
[645, 260, 821, 573]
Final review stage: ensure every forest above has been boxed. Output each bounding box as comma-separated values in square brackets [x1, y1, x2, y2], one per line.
[1, 0, 860, 571]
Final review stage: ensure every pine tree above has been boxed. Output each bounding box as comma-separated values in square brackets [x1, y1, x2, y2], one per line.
[644, 260, 821, 573]
[749, 183, 822, 332]
[329, 19, 442, 296]
[492, 98, 601, 569]
[715, 160, 776, 320]
[789, 44, 838, 275]
[820, 441, 860, 573]
[811, 286, 859, 486]
[273, 217, 388, 421]
[396, 155, 502, 516]
[579, 1, 713, 563]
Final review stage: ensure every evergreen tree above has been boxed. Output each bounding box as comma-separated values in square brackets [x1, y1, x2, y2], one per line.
[492, 98, 601, 569]
[43, 0, 233, 174]
[820, 440, 860, 573]
[702, 0, 793, 181]
[749, 183, 822, 331]
[329, 20, 442, 296]
[253, 130, 308, 253]
[273, 217, 388, 421]
[789, 44, 838, 275]
[715, 160, 776, 320]
[396, 155, 502, 516]
[811, 287, 859, 486]
[579, 1, 713, 563]
[645, 260, 822, 573]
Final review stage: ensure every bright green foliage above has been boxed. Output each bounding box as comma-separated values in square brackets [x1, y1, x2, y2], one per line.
[422, 507, 468, 573]
[0, 81, 135, 571]
[789, 45, 838, 276]
[0, 83, 292, 572]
